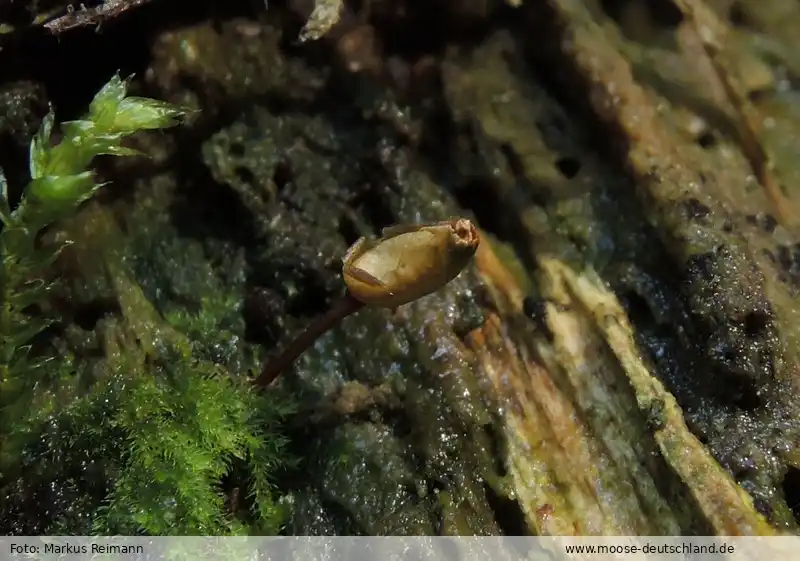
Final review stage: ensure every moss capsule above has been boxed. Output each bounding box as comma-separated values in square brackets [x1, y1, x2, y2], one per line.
[342, 218, 480, 308]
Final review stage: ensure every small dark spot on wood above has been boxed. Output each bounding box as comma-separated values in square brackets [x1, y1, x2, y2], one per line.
[680, 198, 711, 221]
[742, 310, 770, 339]
[74, 298, 119, 331]
[729, 1, 750, 27]
[697, 131, 716, 148]
[730, 454, 757, 480]
[777, 245, 793, 272]
[273, 158, 293, 192]
[555, 156, 581, 179]
[732, 380, 762, 410]
[229, 142, 246, 157]
[783, 465, 800, 525]
[600, 0, 683, 28]
[453, 177, 508, 236]
[756, 212, 777, 233]
[686, 251, 716, 278]
[748, 90, 769, 103]
[792, 244, 800, 264]
[523, 295, 553, 342]
[620, 289, 654, 326]
[483, 482, 530, 536]
[235, 166, 255, 185]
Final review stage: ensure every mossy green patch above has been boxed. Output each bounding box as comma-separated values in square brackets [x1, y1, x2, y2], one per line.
[0, 74, 293, 535]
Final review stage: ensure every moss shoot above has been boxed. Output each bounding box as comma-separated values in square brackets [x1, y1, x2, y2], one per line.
[0, 74, 293, 535]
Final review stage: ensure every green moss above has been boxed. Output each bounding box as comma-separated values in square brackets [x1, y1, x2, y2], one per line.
[92, 347, 289, 535]
[1, 73, 187, 438]
[0, 74, 293, 535]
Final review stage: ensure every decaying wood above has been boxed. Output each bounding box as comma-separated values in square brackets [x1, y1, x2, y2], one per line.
[465, 238, 775, 534]
[674, 0, 792, 226]
[426, 0, 798, 534]
[535, 0, 800, 392]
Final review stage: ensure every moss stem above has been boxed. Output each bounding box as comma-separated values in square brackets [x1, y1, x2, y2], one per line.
[253, 293, 364, 389]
